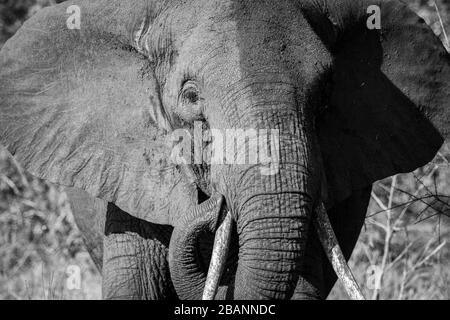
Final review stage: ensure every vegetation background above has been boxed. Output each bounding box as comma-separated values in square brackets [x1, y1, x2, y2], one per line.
[0, 0, 449, 300]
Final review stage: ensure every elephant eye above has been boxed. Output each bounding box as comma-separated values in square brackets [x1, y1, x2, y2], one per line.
[178, 81, 204, 122]
[184, 88, 199, 104]
[181, 81, 200, 105]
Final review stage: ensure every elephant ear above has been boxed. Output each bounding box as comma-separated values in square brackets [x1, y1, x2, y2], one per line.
[302, 0, 450, 207]
[0, 0, 180, 225]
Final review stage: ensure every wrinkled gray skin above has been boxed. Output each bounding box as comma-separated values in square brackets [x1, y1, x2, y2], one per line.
[67, 185, 370, 299]
[0, 0, 448, 300]
[66, 188, 177, 299]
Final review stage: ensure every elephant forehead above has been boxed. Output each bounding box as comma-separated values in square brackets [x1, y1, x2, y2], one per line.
[154, 0, 332, 101]
[229, 0, 332, 84]
[145, 1, 329, 64]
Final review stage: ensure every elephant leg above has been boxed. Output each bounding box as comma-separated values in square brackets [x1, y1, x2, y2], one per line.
[102, 203, 177, 300]
[292, 187, 371, 300]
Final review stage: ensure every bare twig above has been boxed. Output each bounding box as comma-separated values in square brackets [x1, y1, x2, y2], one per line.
[371, 175, 397, 300]
[434, 1, 450, 48]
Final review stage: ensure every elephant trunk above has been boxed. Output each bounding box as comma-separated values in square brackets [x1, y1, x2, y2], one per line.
[235, 207, 310, 299]
[228, 101, 317, 299]
[233, 170, 313, 299]
[169, 104, 319, 299]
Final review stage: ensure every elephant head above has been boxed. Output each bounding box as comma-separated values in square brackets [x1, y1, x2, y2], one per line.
[0, 0, 448, 300]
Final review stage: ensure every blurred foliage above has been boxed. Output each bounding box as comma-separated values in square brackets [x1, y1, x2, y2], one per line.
[411, 0, 450, 50]
[0, 1, 65, 46]
[0, 148, 101, 299]
[330, 145, 450, 300]
[0, 0, 449, 300]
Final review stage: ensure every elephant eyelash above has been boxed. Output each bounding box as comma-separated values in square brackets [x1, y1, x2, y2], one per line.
[180, 68, 206, 91]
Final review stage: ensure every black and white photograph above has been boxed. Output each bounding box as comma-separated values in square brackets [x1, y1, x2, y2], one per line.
[0, 0, 449, 310]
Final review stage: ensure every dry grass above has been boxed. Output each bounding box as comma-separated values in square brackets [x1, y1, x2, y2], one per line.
[0, 0, 449, 300]
[330, 144, 450, 300]
[412, 0, 450, 50]
[0, 148, 101, 299]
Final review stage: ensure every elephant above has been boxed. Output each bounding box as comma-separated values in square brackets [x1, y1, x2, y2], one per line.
[0, 0, 448, 300]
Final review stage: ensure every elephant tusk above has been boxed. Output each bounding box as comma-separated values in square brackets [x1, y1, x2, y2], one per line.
[314, 202, 365, 300]
[202, 211, 233, 300]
